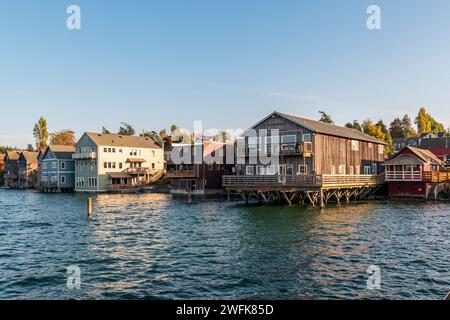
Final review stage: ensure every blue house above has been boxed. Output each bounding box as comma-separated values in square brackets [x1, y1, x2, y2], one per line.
[40, 145, 76, 192]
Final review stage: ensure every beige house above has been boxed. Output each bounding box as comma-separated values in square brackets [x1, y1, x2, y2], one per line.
[73, 132, 164, 192]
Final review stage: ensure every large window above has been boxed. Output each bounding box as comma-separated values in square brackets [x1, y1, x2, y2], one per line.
[281, 135, 296, 144]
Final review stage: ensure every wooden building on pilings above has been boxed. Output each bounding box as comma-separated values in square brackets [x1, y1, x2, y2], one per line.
[223, 111, 387, 209]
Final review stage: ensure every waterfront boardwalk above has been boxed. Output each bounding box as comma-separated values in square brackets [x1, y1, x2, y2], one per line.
[223, 174, 385, 208]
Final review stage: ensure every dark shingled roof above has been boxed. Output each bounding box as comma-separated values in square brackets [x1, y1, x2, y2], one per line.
[277, 112, 387, 144]
[48, 145, 76, 160]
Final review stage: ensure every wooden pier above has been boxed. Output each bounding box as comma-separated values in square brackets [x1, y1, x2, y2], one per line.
[223, 174, 385, 209]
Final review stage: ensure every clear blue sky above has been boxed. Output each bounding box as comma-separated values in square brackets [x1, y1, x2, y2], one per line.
[1, 0, 450, 147]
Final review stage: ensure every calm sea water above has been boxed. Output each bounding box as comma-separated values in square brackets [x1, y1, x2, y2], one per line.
[0, 189, 449, 300]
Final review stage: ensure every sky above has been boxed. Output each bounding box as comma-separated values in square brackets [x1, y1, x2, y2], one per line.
[1, 0, 450, 147]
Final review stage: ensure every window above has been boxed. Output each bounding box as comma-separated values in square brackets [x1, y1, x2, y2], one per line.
[372, 164, 378, 174]
[152, 150, 155, 157]
[266, 165, 277, 175]
[351, 140, 359, 151]
[356, 166, 360, 174]
[108, 148, 112, 153]
[119, 149, 123, 153]
[216, 163, 221, 171]
[364, 166, 371, 175]
[76, 177, 85, 188]
[331, 165, 336, 175]
[112, 148, 116, 153]
[104, 162, 107, 169]
[104, 148, 107, 152]
[152, 163, 155, 169]
[281, 144, 296, 151]
[51, 175, 58, 182]
[112, 162, 116, 169]
[51, 162, 57, 169]
[41, 175, 47, 182]
[303, 142, 313, 153]
[246, 166, 254, 175]
[61, 176, 66, 184]
[298, 165, 307, 175]
[378, 145, 384, 155]
[281, 135, 296, 144]
[108, 162, 112, 169]
[61, 162, 66, 170]
[257, 165, 265, 175]
[42, 163, 47, 170]
[338, 165, 346, 174]
[88, 177, 97, 187]
[119, 163, 123, 169]
[349, 166, 354, 175]
[302, 134, 311, 142]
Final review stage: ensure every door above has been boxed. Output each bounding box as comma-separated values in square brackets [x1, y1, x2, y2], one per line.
[278, 165, 286, 183]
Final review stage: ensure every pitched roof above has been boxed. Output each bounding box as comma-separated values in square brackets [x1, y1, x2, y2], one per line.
[246, 111, 386, 144]
[277, 112, 386, 144]
[406, 146, 445, 165]
[20, 151, 38, 162]
[47, 145, 76, 160]
[5, 150, 21, 160]
[387, 146, 445, 166]
[84, 132, 162, 149]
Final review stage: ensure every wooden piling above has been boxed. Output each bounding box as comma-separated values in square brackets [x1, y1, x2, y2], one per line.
[87, 197, 92, 218]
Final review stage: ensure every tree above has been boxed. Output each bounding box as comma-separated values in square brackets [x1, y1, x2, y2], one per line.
[50, 130, 76, 146]
[102, 127, 111, 134]
[401, 114, 417, 137]
[159, 129, 168, 139]
[389, 117, 404, 139]
[26, 144, 35, 152]
[345, 120, 363, 132]
[318, 111, 334, 124]
[415, 107, 431, 134]
[415, 107, 445, 134]
[170, 124, 178, 134]
[33, 116, 49, 149]
[118, 122, 135, 136]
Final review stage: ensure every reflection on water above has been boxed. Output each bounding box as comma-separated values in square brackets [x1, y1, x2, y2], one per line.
[0, 190, 449, 299]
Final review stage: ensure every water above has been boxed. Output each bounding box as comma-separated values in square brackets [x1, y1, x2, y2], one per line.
[0, 189, 449, 300]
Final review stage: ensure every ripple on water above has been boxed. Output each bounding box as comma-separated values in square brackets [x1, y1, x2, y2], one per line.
[0, 190, 450, 299]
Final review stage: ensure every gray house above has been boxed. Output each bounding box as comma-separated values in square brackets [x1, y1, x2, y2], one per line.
[40, 145, 76, 192]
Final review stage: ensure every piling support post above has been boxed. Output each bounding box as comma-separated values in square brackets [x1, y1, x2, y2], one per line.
[87, 197, 92, 218]
[320, 189, 325, 209]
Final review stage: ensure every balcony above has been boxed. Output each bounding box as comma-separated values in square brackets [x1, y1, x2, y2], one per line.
[126, 167, 153, 175]
[72, 152, 97, 160]
[166, 170, 196, 179]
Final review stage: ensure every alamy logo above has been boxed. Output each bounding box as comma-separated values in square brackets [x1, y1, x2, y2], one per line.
[66, 5, 81, 30]
[367, 5, 381, 30]
[366, 265, 381, 290]
[66, 265, 81, 290]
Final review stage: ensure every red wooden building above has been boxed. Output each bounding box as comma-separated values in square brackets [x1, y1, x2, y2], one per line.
[384, 146, 450, 199]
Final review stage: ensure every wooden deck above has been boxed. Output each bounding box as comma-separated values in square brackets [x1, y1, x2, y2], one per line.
[223, 174, 384, 190]
[223, 174, 385, 208]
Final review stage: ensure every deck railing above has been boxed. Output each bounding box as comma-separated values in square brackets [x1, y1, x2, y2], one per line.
[72, 152, 97, 160]
[423, 172, 450, 183]
[106, 184, 141, 191]
[166, 170, 196, 179]
[386, 171, 450, 183]
[386, 171, 422, 181]
[222, 174, 383, 188]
